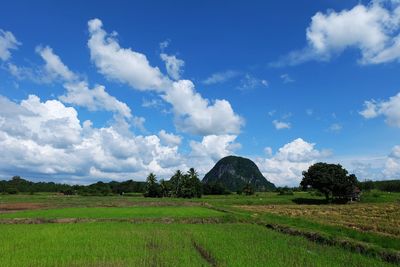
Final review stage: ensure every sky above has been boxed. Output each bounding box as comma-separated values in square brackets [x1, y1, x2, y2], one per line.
[0, 0, 399, 186]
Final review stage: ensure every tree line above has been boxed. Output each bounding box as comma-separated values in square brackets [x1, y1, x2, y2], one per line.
[0, 176, 146, 196]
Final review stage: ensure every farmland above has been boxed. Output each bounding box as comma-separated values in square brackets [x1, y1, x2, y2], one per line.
[0, 191, 399, 266]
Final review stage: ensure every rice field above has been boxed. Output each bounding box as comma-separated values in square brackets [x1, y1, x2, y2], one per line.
[0, 223, 393, 267]
[236, 203, 400, 237]
[0, 192, 399, 266]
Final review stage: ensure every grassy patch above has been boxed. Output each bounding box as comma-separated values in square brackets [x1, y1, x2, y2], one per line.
[0, 206, 223, 219]
[236, 203, 400, 238]
[0, 223, 392, 267]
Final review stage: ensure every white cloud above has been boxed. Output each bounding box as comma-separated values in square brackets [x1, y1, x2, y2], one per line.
[360, 92, 400, 127]
[274, 2, 400, 65]
[0, 94, 244, 183]
[15, 45, 135, 120]
[0, 94, 185, 182]
[264, 147, 273, 157]
[238, 74, 268, 90]
[203, 70, 240, 85]
[272, 120, 291, 130]
[60, 82, 132, 119]
[158, 130, 182, 146]
[280, 73, 294, 83]
[36, 46, 77, 82]
[160, 53, 184, 80]
[87, 18, 243, 136]
[255, 138, 330, 186]
[188, 135, 241, 175]
[328, 123, 342, 132]
[164, 80, 243, 135]
[190, 134, 239, 161]
[0, 29, 20, 61]
[159, 39, 170, 51]
[87, 18, 171, 91]
[383, 145, 400, 178]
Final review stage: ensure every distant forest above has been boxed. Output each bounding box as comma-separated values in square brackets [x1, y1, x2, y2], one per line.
[1, 175, 399, 196]
[0, 176, 146, 196]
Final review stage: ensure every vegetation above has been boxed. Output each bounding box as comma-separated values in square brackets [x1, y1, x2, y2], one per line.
[0, 176, 146, 196]
[0, 223, 392, 267]
[360, 179, 400, 192]
[202, 155, 276, 192]
[144, 169, 203, 198]
[0, 190, 399, 266]
[301, 163, 359, 202]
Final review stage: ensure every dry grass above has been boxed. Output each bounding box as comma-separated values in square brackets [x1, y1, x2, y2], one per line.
[0, 202, 46, 212]
[237, 203, 400, 237]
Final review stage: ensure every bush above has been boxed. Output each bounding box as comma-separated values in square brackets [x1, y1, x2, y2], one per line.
[6, 187, 18, 194]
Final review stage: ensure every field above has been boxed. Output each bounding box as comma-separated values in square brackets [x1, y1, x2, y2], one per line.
[0, 191, 399, 266]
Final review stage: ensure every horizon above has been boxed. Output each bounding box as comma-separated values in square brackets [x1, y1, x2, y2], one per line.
[0, 0, 399, 187]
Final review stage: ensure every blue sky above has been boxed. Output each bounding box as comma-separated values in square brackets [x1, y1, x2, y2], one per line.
[0, 0, 399, 186]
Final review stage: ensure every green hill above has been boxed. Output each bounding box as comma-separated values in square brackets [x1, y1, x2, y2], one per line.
[202, 155, 275, 192]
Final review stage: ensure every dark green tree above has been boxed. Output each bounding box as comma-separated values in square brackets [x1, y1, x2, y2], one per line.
[169, 170, 183, 197]
[300, 162, 359, 202]
[242, 183, 255, 195]
[144, 173, 161, 197]
[159, 179, 171, 197]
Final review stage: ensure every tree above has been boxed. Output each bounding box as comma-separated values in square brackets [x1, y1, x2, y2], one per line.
[169, 170, 183, 197]
[187, 168, 202, 198]
[169, 168, 202, 198]
[159, 179, 171, 197]
[300, 162, 359, 202]
[242, 183, 255, 195]
[144, 173, 161, 197]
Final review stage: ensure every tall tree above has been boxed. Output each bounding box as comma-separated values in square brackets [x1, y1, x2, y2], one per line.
[144, 173, 161, 197]
[301, 162, 359, 202]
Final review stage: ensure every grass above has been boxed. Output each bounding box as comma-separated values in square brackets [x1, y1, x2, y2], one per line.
[0, 191, 399, 266]
[0, 223, 393, 267]
[0, 206, 224, 219]
[236, 203, 400, 238]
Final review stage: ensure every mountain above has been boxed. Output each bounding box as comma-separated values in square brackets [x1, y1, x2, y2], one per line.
[202, 155, 276, 192]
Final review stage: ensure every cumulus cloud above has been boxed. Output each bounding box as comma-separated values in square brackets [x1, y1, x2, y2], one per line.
[160, 53, 184, 80]
[87, 18, 171, 91]
[163, 80, 243, 135]
[203, 70, 240, 85]
[87, 18, 243, 136]
[36, 46, 77, 82]
[383, 145, 400, 178]
[0, 94, 185, 182]
[274, 1, 400, 65]
[360, 92, 400, 127]
[0, 29, 20, 61]
[60, 82, 132, 119]
[272, 120, 291, 130]
[188, 135, 241, 175]
[13, 45, 135, 120]
[158, 130, 182, 146]
[255, 138, 330, 186]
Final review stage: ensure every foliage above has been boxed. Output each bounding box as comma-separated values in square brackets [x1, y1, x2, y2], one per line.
[169, 168, 202, 198]
[277, 187, 294, 195]
[202, 155, 276, 192]
[359, 180, 400, 192]
[242, 183, 255, 195]
[203, 182, 231, 195]
[144, 173, 161, 198]
[300, 162, 359, 202]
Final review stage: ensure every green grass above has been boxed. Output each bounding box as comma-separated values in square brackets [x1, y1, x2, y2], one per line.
[0, 206, 223, 219]
[0, 191, 399, 266]
[0, 223, 392, 267]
